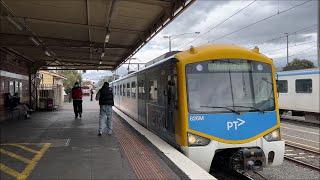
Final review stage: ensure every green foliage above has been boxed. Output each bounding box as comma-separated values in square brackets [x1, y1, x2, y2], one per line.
[58, 70, 82, 94]
[283, 58, 315, 71]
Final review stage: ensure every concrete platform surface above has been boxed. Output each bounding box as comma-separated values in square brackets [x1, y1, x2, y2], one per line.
[0, 97, 180, 180]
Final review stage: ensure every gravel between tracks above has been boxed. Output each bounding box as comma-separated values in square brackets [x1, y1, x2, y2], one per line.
[258, 160, 320, 180]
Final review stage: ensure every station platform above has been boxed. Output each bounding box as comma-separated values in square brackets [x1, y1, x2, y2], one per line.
[0, 97, 186, 180]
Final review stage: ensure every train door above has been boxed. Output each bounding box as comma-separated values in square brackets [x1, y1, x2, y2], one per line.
[137, 73, 147, 126]
[165, 61, 177, 140]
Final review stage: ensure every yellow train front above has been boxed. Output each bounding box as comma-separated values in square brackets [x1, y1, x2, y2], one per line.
[111, 44, 285, 173]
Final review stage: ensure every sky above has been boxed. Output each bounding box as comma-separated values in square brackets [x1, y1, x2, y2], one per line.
[83, 0, 318, 82]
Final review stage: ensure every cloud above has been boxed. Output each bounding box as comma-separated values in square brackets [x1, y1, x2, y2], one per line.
[134, 0, 317, 68]
[87, 1, 317, 81]
[82, 70, 113, 83]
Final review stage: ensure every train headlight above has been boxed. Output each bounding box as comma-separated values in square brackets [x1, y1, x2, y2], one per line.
[263, 129, 281, 142]
[188, 133, 210, 146]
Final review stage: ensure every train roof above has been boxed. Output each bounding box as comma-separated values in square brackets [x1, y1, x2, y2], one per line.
[277, 68, 320, 77]
[176, 44, 272, 64]
[112, 44, 274, 83]
[111, 53, 177, 83]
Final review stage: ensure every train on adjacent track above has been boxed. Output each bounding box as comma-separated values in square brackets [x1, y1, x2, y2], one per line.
[111, 44, 284, 173]
[277, 68, 320, 124]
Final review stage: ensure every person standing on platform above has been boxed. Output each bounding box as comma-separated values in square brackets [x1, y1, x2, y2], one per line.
[96, 82, 114, 136]
[72, 82, 83, 118]
[90, 89, 94, 101]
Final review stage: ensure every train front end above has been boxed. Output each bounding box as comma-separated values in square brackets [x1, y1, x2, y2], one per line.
[177, 45, 285, 173]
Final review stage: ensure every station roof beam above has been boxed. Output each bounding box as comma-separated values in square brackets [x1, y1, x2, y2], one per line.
[0, 0, 195, 70]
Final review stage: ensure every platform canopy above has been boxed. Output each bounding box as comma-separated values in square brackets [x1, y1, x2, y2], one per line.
[0, 0, 194, 70]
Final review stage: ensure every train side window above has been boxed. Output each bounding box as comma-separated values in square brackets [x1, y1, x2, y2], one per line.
[149, 80, 158, 102]
[131, 81, 136, 98]
[296, 79, 312, 93]
[121, 84, 124, 96]
[4, 81, 9, 93]
[277, 80, 288, 93]
[9, 81, 14, 95]
[19, 82, 22, 97]
[14, 81, 19, 94]
[1, 81, 4, 91]
[138, 80, 145, 99]
[127, 83, 130, 97]
[116, 85, 118, 95]
[122, 84, 126, 96]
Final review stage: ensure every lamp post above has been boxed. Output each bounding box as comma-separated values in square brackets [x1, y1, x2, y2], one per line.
[163, 32, 200, 52]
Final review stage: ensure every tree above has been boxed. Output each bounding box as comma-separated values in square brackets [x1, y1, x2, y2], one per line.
[283, 58, 315, 71]
[58, 70, 82, 94]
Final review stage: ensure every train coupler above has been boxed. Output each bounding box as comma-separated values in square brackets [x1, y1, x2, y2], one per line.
[230, 148, 266, 172]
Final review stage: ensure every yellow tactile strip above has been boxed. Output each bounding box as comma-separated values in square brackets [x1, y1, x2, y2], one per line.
[0, 143, 51, 180]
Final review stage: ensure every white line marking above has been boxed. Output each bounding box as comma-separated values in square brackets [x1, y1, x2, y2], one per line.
[282, 134, 320, 144]
[308, 156, 315, 158]
[298, 153, 306, 155]
[293, 156, 305, 159]
[285, 150, 293, 152]
[285, 154, 297, 156]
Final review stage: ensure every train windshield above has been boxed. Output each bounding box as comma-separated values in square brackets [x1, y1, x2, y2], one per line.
[186, 59, 275, 114]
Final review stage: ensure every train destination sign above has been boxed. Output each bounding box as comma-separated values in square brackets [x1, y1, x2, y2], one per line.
[208, 62, 251, 72]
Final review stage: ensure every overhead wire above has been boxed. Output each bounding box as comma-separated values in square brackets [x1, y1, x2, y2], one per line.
[287, 46, 316, 57]
[178, 0, 257, 49]
[270, 45, 317, 59]
[250, 24, 317, 47]
[262, 40, 316, 53]
[208, 0, 313, 43]
[273, 53, 317, 60]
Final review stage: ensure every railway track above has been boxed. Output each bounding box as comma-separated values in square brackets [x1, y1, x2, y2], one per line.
[284, 142, 320, 171]
[281, 116, 320, 127]
[211, 168, 268, 180]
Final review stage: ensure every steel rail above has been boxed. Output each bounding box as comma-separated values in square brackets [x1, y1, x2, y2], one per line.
[281, 117, 320, 127]
[284, 143, 320, 171]
[284, 156, 320, 171]
[285, 141, 320, 154]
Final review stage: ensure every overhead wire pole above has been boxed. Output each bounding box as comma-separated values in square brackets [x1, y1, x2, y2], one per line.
[285, 33, 289, 65]
[164, 32, 200, 52]
[250, 25, 317, 48]
[317, 1, 320, 67]
[169, 36, 172, 52]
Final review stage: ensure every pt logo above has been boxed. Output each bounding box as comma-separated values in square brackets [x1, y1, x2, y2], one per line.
[227, 118, 246, 130]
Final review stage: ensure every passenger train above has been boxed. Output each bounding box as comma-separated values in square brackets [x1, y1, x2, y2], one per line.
[277, 68, 320, 124]
[111, 44, 284, 173]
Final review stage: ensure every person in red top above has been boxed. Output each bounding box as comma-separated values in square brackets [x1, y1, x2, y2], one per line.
[72, 82, 83, 118]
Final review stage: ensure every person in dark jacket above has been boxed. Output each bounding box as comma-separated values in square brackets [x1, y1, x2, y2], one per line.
[90, 89, 94, 101]
[71, 82, 83, 118]
[96, 82, 114, 136]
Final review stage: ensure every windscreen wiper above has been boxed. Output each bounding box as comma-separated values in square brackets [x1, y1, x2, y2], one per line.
[200, 106, 240, 115]
[231, 105, 264, 113]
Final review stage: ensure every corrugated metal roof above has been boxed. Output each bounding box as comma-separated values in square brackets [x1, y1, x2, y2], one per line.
[0, 0, 194, 71]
